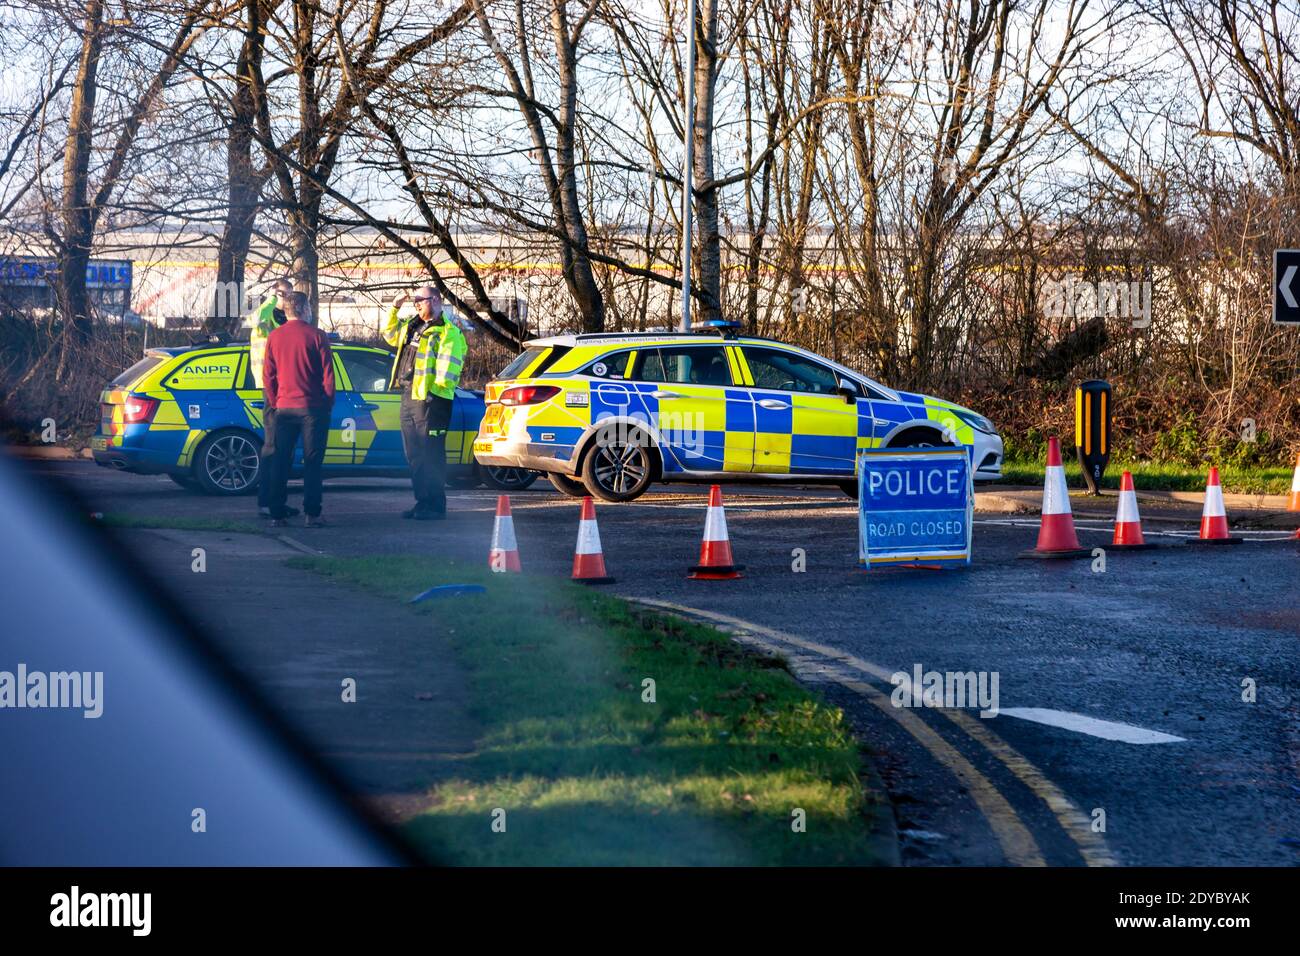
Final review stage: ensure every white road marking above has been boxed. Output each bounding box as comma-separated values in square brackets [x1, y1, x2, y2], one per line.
[666, 500, 847, 510]
[631, 597, 1117, 866]
[975, 518, 1294, 540]
[998, 708, 1186, 744]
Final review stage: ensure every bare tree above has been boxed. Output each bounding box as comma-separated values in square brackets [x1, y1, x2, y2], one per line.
[242, 0, 471, 311]
[467, 0, 605, 331]
[41, 0, 211, 373]
[207, 0, 273, 328]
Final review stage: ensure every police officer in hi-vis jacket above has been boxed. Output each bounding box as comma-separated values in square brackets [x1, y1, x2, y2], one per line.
[384, 285, 467, 520]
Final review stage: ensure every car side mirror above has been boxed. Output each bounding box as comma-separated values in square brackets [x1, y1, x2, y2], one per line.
[836, 377, 858, 403]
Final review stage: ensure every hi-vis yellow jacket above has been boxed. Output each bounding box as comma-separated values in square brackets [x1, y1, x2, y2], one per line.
[247, 297, 283, 389]
[383, 307, 467, 400]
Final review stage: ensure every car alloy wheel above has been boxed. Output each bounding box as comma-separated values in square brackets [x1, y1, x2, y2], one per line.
[582, 428, 653, 502]
[593, 443, 647, 494]
[202, 432, 260, 493]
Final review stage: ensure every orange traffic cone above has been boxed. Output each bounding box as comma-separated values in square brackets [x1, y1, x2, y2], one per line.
[1186, 466, 1242, 546]
[488, 495, 521, 572]
[1289, 453, 1300, 511]
[1020, 436, 1090, 559]
[1287, 453, 1300, 539]
[572, 496, 615, 584]
[1111, 471, 1157, 550]
[688, 485, 744, 580]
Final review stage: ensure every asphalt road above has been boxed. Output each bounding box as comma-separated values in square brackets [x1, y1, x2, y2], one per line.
[29, 458, 1300, 867]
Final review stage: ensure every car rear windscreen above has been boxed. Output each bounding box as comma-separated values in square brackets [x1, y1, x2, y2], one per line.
[110, 354, 166, 388]
[497, 346, 554, 379]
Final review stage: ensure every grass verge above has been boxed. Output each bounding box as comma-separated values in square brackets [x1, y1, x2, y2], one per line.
[1001, 459, 1293, 496]
[93, 512, 266, 534]
[288, 555, 889, 866]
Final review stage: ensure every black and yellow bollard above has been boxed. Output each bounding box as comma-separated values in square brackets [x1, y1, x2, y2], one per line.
[1075, 380, 1112, 495]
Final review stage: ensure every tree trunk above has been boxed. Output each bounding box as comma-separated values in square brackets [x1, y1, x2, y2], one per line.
[690, 0, 722, 325]
[56, 0, 105, 368]
[208, 0, 268, 333]
[552, 2, 605, 332]
[743, 161, 772, 335]
[289, 206, 319, 316]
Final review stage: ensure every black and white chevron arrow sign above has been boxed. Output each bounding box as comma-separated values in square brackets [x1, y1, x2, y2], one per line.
[1273, 249, 1300, 325]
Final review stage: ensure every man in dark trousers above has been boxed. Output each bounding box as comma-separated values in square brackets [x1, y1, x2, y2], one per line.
[248, 277, 294, 518]
[383, 285, 467, 520]
[262, 291, 336, 527]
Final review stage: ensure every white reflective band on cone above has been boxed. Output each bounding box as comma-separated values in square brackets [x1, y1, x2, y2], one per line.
[576, 519, 602, 555]
[491, 518, 517, 552]
[1116, 489, 1140, 524]
[1041, 465, 1073, 516]
[702, 506, 728, 542]
[1291, 466, 1300, 493]
[1203, 483, 1226, 518]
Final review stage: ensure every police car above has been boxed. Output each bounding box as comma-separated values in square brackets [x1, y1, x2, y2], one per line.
[92, 339, 537, 495]
[472, 323, 1003, 501]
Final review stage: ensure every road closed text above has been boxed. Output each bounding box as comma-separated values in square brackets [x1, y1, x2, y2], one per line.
[866, 518, 966, 540]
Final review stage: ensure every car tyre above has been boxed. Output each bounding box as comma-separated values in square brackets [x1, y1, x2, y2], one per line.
[168, 472, 202, 491]
[480, 465, 539, 491]
[886, 426, 949, 450]
[445, 468, 482, 489]
[546, 472, 588, 497]
[193, 429, 262, 496]
[579, 425, 655, 502]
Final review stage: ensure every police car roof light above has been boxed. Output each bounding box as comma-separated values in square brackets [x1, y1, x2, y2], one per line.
[694, 318, 742, 339]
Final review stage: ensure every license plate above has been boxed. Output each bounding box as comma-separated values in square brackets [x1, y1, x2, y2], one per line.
[90, 436, 108, 451]
[484, 405, 505, 428]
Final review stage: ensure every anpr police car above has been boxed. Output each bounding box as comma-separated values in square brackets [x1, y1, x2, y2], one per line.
[92, 339, 536, 494]
[473, 324, 1003, 501]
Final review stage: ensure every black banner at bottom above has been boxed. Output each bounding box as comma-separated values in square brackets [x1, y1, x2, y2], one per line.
[0, 866, 1286, 940]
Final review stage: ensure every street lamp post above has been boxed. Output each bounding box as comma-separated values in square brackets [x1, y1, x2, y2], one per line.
[680, 0, 697, 332]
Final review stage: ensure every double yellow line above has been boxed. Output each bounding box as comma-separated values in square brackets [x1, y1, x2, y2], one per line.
[634, 599, 1117, 868]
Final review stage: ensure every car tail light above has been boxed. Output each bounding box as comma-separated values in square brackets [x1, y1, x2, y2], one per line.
[499, 385, 561, 406]
[121, 395, 159, 424]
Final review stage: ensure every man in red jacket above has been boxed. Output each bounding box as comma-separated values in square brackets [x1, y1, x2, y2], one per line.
[262, 291, 336, 527]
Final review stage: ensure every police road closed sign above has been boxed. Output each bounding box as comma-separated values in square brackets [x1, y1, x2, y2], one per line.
[857, 448, 973, 568]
